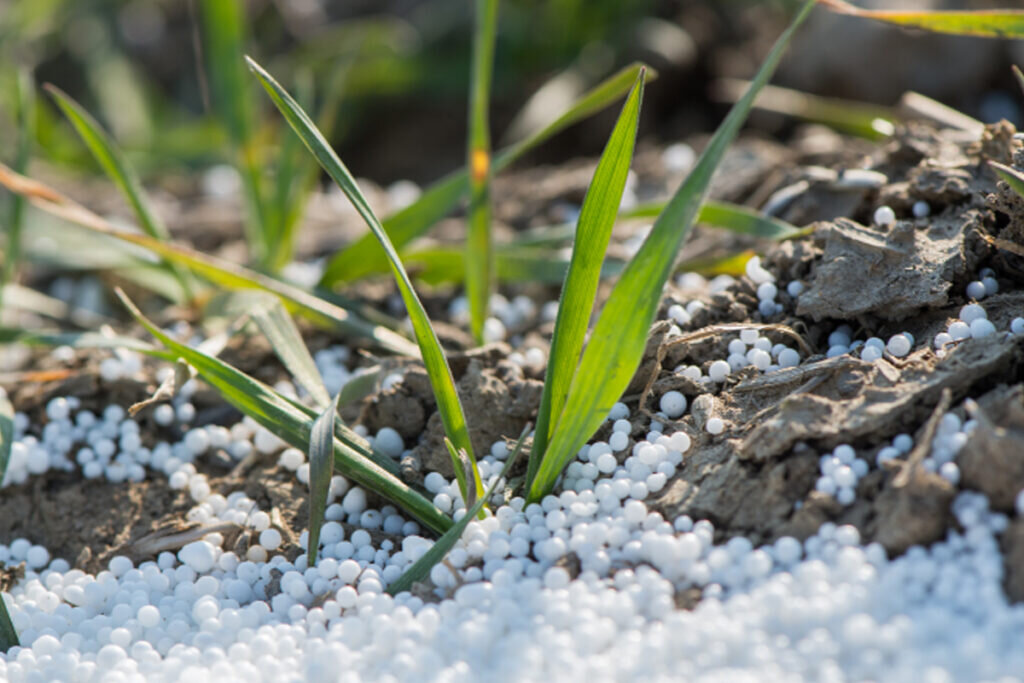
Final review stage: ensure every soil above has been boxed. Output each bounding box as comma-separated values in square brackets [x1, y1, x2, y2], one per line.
[5, 112, 1024, 604]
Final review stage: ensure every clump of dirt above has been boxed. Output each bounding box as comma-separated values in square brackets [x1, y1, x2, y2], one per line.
[0, 471, 193, 574]
[796, 215, 972, 321]
[414, 358, 542, 479]
[359, 343, 543, 480]
[1001, 520, 1024, 602]
[959, 384, 1024, 512]
[638, 118, 1024, 562]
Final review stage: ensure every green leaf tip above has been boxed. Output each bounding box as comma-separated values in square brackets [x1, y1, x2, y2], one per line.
[307, 392, 342, 565]
[817, 0, 1024, 38]
[990, 161, 1024, 200]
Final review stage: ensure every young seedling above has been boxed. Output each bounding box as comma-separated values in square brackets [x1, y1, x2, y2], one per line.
[250, 0, 818, 510]
[249, 59, 487, 508]
[525, 0, 817, 501]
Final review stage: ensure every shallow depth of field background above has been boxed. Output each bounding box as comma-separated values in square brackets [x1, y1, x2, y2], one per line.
[2, 0, 1021, 191]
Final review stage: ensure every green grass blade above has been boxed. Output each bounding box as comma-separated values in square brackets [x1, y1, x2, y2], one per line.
[528, 0, 816, 502]
[268, 66, 350, 273]
[712, 79, 895, 139]
[0, 389, 20, 651]
[1014, 65, 1024, 97]
[387, 425, 528, 595]
[0, 162, 418, 357]
[46, 85, 170, 240]
[248, 57, 484, 504]
[0, 392, 13, 491]
[307, 392, 341, 565]
[277, 390, 401, 477]
[318, 62, 653, 287]
[116, 289, 451, 534]
[0, 327, 160, 354]
[0, 69, 34, 315]
[266, 68, 314, 270]
[0, 596, 16, 654]
[817, 0, 1024, 37]
[990, 161, 1024, 200]
[466, 0, 499, 344]
[624, 199, 803, 239]
[198, 0, 268, 265]
[404, 245, 625, 286]
[246, 293, 331, 408]
[45, 85, 192, 296]
[677, 250, 758, 278]
[526, 71, 645, 490]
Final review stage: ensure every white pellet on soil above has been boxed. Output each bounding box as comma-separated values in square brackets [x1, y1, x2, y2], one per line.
[5, 389, 1024, 682]
[6, 290, 1024, 682]
[873, 204, 896, 227]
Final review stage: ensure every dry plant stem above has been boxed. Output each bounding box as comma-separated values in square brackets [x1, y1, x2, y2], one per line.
[662, 322, 814, 357]
[737, 357, 865, 428]
[634, 321, 815, 413]
[977, 228, 1024, 258]
[226, 448, 266, 482]
[129, 522, 243, 556]
[894, 388, 953, 488]
[0, 162, 417, 357]
[731, 356, 864, 394]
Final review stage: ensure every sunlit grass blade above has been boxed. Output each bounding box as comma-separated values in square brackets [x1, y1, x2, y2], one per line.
[624, 199, 804, 240]
[1, 282, 113, 327]
[404, 245, 625, 286]
[267, 66, 349, 273]
[46, 85, 170, 240]
[817, 0, 1024, 37]
[0, 162, 418, 357]
[198, 0, 268, 265]
[0, 68, 34, 315]
[990, 161, 1024, 200]
[307, 392, 341, 565]
[0, 391, 13, 491]
[0, 387, 21, 651]
[526, 71, 645, 490]
[387, 424, 528, 595]
[466, 0, 499, 344]
[248, 57, 484, 504]
[1014, 65, 1024, 96]
[266, 68, 313, 268]
[0, 326, 159, 354]
[115, 289, 452, 534]
[677, 250, 758, 278]
[45, 84, 192, 296]
[0, 602, 16, 654]
[711, 78, 896, 139]
[246, 293, 331, 408]
[528, 0, 816, 502]
[318, 62, 654, 287]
